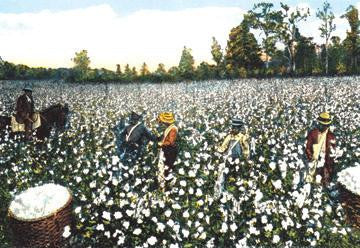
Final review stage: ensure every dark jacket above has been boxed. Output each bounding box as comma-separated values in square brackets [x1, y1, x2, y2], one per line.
[118, 122, 157, 162]
[15, 93, 34, 122]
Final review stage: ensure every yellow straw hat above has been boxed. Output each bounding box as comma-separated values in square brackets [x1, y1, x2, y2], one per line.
[317, 112, 332, 125]
[158, 112, 175, 124]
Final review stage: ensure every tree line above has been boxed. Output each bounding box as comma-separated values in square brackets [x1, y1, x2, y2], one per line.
[1, 1, 360, 83]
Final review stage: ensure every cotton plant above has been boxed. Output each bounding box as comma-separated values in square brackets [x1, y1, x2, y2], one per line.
[1, 78, 360, 246]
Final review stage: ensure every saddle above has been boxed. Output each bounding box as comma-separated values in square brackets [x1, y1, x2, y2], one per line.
[11, 113, 41, 132]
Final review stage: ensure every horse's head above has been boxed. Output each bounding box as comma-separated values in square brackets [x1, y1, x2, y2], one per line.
[58, 103, 71, 130]
[41, 103, 71, 131]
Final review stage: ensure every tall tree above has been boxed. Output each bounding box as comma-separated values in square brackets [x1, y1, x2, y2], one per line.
[295, 36, 318, 75]
[72, 49, 91, 81]
[140, 62, 150, 77]
[178, 46, 195, 80]
[155, 63, 166, 75]
[116, 64, 122, 75]
[342, 5, 360, 73]
[248, 2, 282, 68]
[210, 37, 224, 77]
[317, 1, 336, 75]
[131, 66, 138, 78]
[123, 64, 132, 81]
[196, 62, 215, 80]
[328, 36, 346, 74]
[225, 15, 263, 77]
[275, 3, 309, 74]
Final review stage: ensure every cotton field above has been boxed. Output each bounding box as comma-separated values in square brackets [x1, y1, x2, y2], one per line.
[1, 77, 360, 247]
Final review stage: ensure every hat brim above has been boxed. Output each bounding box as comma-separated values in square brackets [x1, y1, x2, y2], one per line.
[318, 120, 331, 125]
[160, 119, 175, 124]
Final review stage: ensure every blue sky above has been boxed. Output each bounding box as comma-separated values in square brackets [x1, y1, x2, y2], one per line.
[0, 0, 355, 15]
[0, 1, 358, 70]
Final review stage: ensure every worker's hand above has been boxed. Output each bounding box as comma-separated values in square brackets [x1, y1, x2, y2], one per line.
[158, 142, 163, 147]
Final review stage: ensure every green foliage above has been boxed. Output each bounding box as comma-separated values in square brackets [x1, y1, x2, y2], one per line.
[248, 2, 280, 60]
[178, 46, 195, 80]
[275, 3, 309, 74]
[317, 1, 336, 75]
[295, 36, 318, 75]
[196, 62, 215, 81]
[71, 50, 91, 82]
[225, 17, 263, 76]
[341, 5, 360, 73]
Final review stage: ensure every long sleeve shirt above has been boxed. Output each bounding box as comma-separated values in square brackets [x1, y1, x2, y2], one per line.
[217, 133, 250, 159]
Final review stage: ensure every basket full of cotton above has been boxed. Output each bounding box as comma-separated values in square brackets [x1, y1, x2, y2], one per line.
[7, 183, 73, 248]
[338, 166, 360, 228]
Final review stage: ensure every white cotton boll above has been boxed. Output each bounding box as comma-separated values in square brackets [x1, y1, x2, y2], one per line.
[167, 219, 175, 228]
[102, 211, 111, 221]
[269, 162, 276, 170]
[96, 224, 104, 231]
[165, 209, 172, 218]
[180, 180, 187, 187]
[62, 225, 71, 238]
[272, 235, 280, 244]
[261, 215, 268, 224]
[133, 228, 142, 235]
[220, 223, 228, 233]
[315, 175, 322, 184]
[182, 229, 190, 238]
[272, 180, 282, 190]
[112, 155, 120, 165]
[189, 170, 196, 177]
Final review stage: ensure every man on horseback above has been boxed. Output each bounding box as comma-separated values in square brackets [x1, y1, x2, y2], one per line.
[118, 111, 157, 163]
[15, 86, 35, 140]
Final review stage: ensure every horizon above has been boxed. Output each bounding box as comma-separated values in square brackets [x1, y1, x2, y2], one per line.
[0, 0, 358, 71]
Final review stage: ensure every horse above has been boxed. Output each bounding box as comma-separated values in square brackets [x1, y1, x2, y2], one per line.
[0, 103, 70, 141]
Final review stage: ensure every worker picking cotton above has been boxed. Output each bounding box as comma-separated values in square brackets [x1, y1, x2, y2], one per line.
[305, 112, 336, 186]
[217, 118, 250, 160]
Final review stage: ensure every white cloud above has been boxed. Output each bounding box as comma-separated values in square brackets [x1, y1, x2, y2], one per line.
[0, 4, 352, 71]
[0, 4, 244, 70]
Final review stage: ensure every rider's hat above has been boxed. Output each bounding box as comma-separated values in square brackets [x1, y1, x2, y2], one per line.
[23, 86, 32, 92]
[317, 112, 332, 125]
[158, 112, 175, 124]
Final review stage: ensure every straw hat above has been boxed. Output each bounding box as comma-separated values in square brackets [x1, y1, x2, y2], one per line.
[317, 112, 332, 125]
[158, 112, 175, 124]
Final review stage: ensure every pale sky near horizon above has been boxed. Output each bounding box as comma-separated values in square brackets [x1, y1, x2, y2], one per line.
[0, 1, 358, 71]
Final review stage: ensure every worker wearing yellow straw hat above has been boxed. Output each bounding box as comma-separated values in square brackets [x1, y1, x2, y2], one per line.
[156, 112, 178, 190]
[305, 112, 336, 186]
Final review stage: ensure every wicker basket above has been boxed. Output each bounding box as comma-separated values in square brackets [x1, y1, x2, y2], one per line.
[339, 183, 360, 228]
[8, 190, 74, 248]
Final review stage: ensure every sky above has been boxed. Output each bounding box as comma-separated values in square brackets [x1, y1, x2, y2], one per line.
[0, 0, 359, 71]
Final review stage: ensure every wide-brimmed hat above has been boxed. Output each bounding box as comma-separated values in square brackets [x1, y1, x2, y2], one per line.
[231, 118, 243, 129]
[158, 112, 175, 124]
[317, 112, 332, 125]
